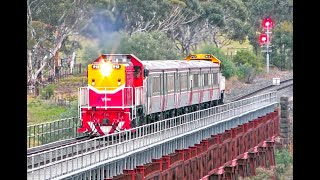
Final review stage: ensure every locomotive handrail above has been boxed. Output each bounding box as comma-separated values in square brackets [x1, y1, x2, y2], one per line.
[27, 91, 278, 178]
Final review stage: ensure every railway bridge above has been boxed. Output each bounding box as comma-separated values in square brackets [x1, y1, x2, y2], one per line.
[27, 91, 286, 180]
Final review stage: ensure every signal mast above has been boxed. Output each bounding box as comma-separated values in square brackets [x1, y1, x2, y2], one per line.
[259, 17, 273, 73]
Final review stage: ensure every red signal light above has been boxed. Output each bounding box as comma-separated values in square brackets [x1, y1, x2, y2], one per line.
[262, 17, 273, 29]
[259, 34, 268, 44]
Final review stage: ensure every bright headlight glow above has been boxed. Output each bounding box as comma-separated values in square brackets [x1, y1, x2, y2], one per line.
[100, 63, 112, 76]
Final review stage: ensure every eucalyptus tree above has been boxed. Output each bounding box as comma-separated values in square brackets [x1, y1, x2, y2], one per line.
[204, 0, 249, 48]
[115, 0, 200, 35]
[116, 31, 181, 60]
[27, 0, 93, 96]
[170, 0, 250, 56]
[271, 22, 293, 70]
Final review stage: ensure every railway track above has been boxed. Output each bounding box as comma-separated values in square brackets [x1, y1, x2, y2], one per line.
[27, 136, 90, 156]
[230, 77, 293, 101]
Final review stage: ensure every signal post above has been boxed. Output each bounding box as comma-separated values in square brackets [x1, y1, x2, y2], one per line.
[259, 17, 273, 73]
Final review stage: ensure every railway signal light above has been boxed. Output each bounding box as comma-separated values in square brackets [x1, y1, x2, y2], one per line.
[259, 34, 268, 44]
[262, 17, 273, 29]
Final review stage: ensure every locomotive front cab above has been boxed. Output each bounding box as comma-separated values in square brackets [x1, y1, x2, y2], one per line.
[78, 54, 136, 136]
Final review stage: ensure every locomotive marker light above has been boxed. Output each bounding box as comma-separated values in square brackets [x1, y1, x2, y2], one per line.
[261, 17, 273, 73]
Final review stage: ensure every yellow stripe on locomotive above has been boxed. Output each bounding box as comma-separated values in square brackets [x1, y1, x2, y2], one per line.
[87, 61, 126, 90]
[185, 54, 221, 65]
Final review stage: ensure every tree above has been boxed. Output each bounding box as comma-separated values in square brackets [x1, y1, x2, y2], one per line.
[193, 44, 236, 79]
[115, 0, 199, 35]
[270, 21, 293, 70]
[203, 0, 250, 48]
[233, 50, 263, 83]
[115, 31, 182, 60]
[27, 0, 92, 96]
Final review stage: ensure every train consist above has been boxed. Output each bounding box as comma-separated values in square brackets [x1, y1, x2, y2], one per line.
[77, 54, 225, 136]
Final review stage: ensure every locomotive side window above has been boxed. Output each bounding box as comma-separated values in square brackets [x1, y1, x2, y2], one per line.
[152, 75, 160, 95]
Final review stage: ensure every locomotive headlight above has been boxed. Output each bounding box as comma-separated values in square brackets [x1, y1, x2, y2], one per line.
[100, 63, 112, 76]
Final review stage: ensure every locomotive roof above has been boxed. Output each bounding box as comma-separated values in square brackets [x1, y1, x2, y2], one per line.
[141, 60, 220, 71]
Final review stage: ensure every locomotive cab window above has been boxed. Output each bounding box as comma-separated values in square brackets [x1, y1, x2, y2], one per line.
[134, 66, 141, 78]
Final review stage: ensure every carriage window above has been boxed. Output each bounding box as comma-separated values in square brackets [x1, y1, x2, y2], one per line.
[193, 74, 199, 88]
[180, 73, 187, 91]
[167, 74, 174, 93]
[204, 73, 209, 86]
[152, 76, 160, 95]
[213, 73, 218, 86]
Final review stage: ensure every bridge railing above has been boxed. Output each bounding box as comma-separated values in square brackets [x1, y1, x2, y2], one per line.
[27, 117, 85, 149]
[27, 91, 278, 179]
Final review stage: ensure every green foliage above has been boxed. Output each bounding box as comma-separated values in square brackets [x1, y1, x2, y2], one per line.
[75, 37, 101, 65]
[275, 148, 293, 167]
[274, 148, 293, 178]
[236, 63, 256, 83]
[232, 50, 263, 83]
[59, 100, 79, 119]
[194, 44, 236, 79]
[114, 31, 181, 60]
[270, 21, 293, 70]
[41, 84, 55, 100]
[232, 50, 263, 69]
[239, 167, 275, 180]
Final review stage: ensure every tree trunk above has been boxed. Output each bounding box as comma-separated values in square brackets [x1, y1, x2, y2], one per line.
[34, 81, 40, 97]
[69, 52, 76, 74]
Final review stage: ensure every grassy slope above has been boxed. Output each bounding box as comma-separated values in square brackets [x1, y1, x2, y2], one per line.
[27, 74, 87, 125]
[220, 38, 253, 55]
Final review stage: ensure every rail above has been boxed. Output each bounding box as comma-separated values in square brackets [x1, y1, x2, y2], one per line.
[27, 91, 278, 179]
